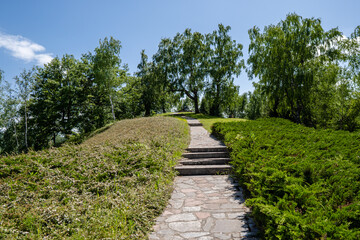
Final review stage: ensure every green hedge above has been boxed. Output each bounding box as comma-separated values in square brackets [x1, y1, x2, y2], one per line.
[212, 118, 360, 239]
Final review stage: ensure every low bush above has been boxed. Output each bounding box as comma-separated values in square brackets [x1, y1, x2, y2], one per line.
[0, 117, 189, 239]
[212, 118, 360, 239]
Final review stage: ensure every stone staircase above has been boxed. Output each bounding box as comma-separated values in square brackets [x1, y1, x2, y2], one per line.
[175, 120, 232, 176]
[151, 114, 259, 239]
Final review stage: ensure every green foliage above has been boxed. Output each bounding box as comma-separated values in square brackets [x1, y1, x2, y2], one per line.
[154, 29, 208, 113]
[137, 50, 154, 116]
[206, 24, 244, 116]
[153, 25, 243, 114]
[0, 116, 189, 239]
[29, 55, 86, 149]
[248, 13, 342, 125]
[0, 37, 138, 154]
[14, 68, 35, 150]
[91, 36, 124, 122]
[212, 118, 360, 239]
[136, 50, 178, 116]
[0, 79, 21, 153]
[247, 14, 360, 130]
[244, 88, 265, 120]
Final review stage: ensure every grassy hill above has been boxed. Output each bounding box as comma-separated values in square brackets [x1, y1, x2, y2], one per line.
[0, 117, 189, 239]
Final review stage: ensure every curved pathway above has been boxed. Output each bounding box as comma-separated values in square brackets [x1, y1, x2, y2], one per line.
[149, 117, 258, 240]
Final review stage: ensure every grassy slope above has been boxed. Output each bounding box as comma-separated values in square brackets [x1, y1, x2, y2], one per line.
[0, 117, 189, 239]
[212, 118, 360, 239]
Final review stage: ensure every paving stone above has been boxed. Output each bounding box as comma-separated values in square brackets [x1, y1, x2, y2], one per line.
[227, 212, 246, 219]
[198, 237, 214, 240]
[202, 217, 215, 232]
[162, 210, 174, 216]
[213, 233, 232, 239]
[212, 213, 226, 219]
[184, 199, 203, 206]
[183, 192, 197, 197]
[172, 192, 186, 199]
[148, 233, 160, 239]
[195, 212, 210, 219]
[207, 198, 229, 204]
[165, 213, 197, 223]
[181, 188, 197, 193]
[164, 236, 183, 240]
[168, 221, 202, 232]
[203, 203, 221, 210]
[212, 219, 247, 233]
[232, 232, 241, 237]
[157, 228, 175, 235]
[183, 206, 201, 212]
[180, 232, 209, 238]
[220, 203, 245, 209]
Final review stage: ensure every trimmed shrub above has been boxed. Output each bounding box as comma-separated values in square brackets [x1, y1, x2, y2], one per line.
[213, 118, 360, 239]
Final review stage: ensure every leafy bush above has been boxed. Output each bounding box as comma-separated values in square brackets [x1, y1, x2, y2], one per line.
[0, 117, 189, 239]
[212, 118, 360, 239]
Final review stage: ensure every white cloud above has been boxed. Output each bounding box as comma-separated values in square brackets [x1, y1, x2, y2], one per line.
[0, 32, 53, 65]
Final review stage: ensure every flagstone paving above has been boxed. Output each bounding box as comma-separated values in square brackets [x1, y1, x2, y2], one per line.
[149, 116, 258, 239]
[184, 117, 225, 149]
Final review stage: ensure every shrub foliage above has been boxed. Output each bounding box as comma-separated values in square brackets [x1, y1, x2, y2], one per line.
[0, 117, 189, 239]
[212, 118, 360, 239]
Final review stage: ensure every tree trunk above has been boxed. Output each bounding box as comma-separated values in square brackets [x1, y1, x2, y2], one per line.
[194, 91, 199, 113]
[24, 102, 28, 149]
[53, 133, 56, 146]
[109, 94, 115, 121]
[215, 82, 221, 116]
[13, 120, 19, 150]
[144, 102, 151, 117]
[270, 97, 279, 117]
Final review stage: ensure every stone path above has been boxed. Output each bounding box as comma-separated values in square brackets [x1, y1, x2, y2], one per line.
[186, 117, 225, 149]
[149, 116, 258, 239]
[175, 117, 231, 175]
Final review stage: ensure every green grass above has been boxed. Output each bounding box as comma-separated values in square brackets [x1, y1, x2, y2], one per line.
[0, 116, 189, 239]
[212, 118, 360, 239]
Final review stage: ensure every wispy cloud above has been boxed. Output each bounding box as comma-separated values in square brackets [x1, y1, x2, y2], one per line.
[0, 32, 53, 65]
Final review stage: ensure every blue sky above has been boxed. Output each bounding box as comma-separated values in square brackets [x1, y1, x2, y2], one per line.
[0, 0, 359, 93]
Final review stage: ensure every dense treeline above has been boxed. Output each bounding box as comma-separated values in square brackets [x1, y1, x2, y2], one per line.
[0, 24, 243, 154]
[0, 37, 140, 153]
[1, 13, 360, 154]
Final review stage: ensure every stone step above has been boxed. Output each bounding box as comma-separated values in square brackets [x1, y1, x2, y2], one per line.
[182, 152, 229, 159]
[175, 165, 232, 175]
[179, 158, 231, 165]
[188, 122, 203, 126]
[186, 146, 228, 152]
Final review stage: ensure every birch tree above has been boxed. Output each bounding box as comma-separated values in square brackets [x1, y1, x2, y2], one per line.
[92, 37, 122, 122]
[14, 68, 35, 149]
[206, 24, 244, 116]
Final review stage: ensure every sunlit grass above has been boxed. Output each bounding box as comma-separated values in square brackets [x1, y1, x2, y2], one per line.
[0, 116, 189, 239]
